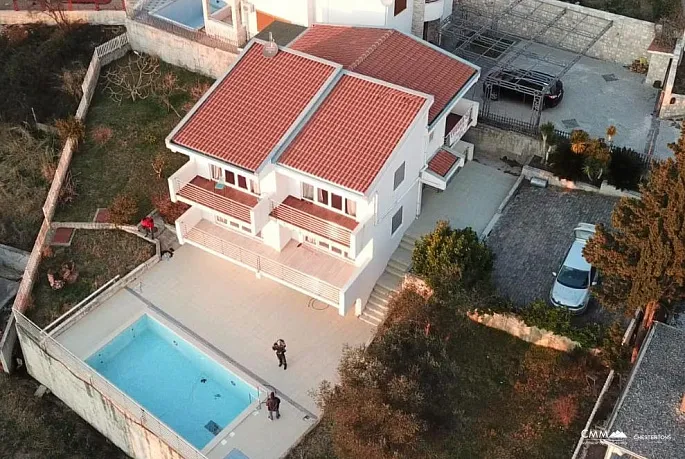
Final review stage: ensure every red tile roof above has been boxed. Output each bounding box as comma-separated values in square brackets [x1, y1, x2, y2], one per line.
[290, 24, 478, 123]
[171, 43, 337, 171]
[427, 149, 458, 177]
[278, 74, 427, 193]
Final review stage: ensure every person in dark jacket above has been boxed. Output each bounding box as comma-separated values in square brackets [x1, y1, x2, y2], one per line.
[266, 392, 281, 420]
[272, 339, 287, 370]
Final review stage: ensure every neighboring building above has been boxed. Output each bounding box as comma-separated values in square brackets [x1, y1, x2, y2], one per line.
[166, 25, 479, 319]
[140, 0, 453, 56]
[241, 0, 453, 43]
[602, 322, 685, 459]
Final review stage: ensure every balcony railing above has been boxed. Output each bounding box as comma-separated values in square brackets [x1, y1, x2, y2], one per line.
[270, 197, 357, 248]
[175, 176, 255, 224]
[182, 224, 341, 305]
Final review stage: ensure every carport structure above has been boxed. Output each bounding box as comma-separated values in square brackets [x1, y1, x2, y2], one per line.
[440, 0, 613, 128]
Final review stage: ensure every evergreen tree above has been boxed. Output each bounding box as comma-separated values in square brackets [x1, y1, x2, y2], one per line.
[584, 127, 685, 318]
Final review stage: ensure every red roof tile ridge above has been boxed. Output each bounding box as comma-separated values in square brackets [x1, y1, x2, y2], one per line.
[348, 28, 395, 71]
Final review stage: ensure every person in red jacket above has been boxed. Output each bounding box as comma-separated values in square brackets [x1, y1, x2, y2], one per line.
[141, 216, 155, 239]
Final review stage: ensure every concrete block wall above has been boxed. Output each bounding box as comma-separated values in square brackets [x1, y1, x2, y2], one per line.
[457, 0, 655, 66]
[646, 51, 673, 87]
[659, 38, 685, 118]
[462, 123, 543, 159]
[126, 19, 237, 78]
[411, 0, 426, 37]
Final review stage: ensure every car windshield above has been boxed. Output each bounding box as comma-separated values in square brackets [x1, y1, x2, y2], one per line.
[557, 266, 589, 289]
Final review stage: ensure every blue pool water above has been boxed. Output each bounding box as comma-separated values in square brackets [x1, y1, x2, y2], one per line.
[86, 315, 257, 449]
[152, 0, 227, 31]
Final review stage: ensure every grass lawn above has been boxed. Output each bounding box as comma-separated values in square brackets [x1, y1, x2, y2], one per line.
[0, 25, 124, 252]
[54, 56, 213, 223]
[288, 320, 606, 459]
[0, 370, 127, 459]
[29, 230, 155, 328]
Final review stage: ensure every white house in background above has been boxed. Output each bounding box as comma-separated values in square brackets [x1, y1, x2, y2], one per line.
[157, 0, 454, 50]
[166, 25, 479, 320]
[199, 0, 455, 44]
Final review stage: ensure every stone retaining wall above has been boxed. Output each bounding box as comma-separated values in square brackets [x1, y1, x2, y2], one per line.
[457, 0, 655, 66]
[522, 164, 642, 199]
[468, 310, 581, 352]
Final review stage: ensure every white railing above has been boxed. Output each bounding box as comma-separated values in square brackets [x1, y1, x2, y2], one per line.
[269, 199, 354, 247]
[168, 160, 199, 198]
[183, 224, 341, 305]
[14, 311, 207, 459]
[349, 213, 374, 260]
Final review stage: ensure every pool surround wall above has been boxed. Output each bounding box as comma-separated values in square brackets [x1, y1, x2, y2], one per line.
[17, 320, 187, 459]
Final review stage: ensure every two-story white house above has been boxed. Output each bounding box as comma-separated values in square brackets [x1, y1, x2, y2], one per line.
[166, 25, 479, 321]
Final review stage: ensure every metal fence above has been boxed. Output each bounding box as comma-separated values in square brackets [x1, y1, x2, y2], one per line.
[14, 311, 207, 459]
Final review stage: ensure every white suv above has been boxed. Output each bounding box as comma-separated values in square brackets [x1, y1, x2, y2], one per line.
[549, 223, 598, 314]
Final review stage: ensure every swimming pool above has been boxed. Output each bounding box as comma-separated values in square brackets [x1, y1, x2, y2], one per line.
[86, 315, 258, 450]
[151, 0, 227, 31]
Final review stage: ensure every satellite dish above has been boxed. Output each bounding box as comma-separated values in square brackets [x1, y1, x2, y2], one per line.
[263, 32, 279, 58]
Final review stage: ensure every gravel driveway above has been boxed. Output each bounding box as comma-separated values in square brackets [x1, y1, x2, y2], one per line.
[486, 184, 619, 311]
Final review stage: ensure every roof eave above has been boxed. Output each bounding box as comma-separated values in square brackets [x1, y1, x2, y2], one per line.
[428, 67, 481, 130]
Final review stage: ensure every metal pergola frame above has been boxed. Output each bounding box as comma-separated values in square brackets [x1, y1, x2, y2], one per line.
[440, 0, 613, 126]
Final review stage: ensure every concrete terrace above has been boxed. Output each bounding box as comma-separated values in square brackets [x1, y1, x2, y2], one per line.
[408, 160, 518, 237]
[56, 244, 374, 459]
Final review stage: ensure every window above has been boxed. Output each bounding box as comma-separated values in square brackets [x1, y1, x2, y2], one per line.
[394, 0, 406, 16]
[318, 188, 329, 205]
[331, 193, 343, 211]
[210, 164, 222, 181]
[216, 215, 228, 226]
[237, 175, 247, 190]
[302, 183, 314, 200]
[393, 162, 405, 190]
[345, 199, 356, 217]
[225, 170, 235, 185]
[391, 207, 403, 235]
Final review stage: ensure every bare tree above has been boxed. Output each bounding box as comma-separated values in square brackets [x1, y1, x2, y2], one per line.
[103, 54, 160, 104]
[35, 0, 73, 32]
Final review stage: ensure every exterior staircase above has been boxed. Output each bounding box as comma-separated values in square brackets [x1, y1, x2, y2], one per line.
[359, 233, 418, 326]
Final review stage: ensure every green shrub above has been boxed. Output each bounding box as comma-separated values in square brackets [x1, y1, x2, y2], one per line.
[548, 138, 584, 181]
[518, 300, 602, 348]
[607, 147, 646, 191]
[412, 220, 493, 290]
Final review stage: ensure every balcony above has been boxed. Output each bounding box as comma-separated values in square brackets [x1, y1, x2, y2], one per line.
[176, 209, 357, 307]
[179, 176, 257, 223]
[169, 161, 263, 227]
[270, 196, 359, 248]
[444, 99, 479, 147]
